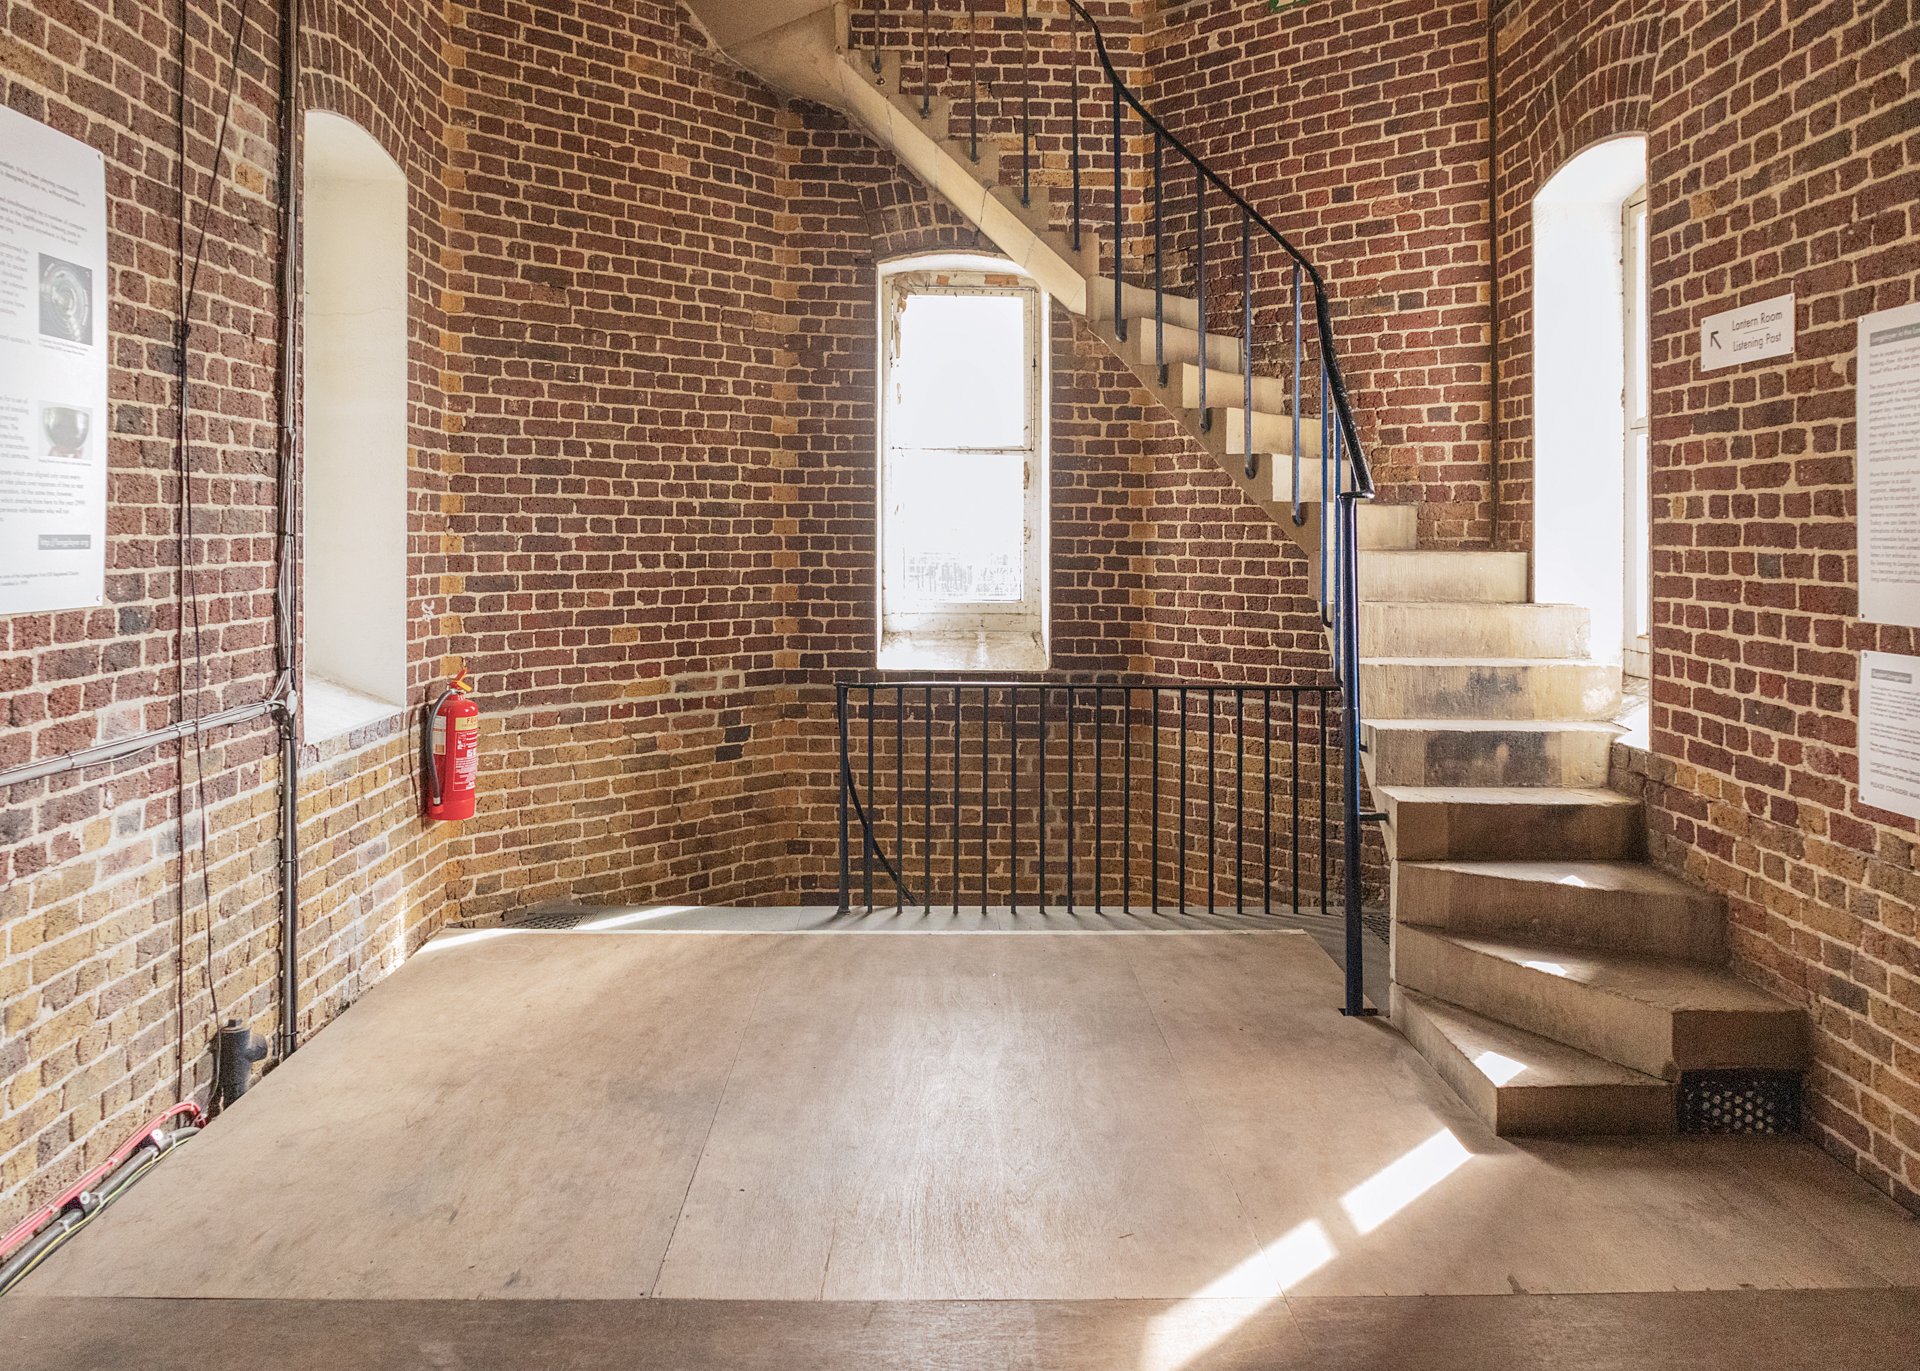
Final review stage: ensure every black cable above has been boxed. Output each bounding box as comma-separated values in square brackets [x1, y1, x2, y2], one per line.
[171, 0, 258, 1097]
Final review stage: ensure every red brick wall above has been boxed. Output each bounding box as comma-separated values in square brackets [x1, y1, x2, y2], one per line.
[0, 0, 457, 1225]
[1498, 0, 1920, 1213]
[1145, 0, 1497, 547]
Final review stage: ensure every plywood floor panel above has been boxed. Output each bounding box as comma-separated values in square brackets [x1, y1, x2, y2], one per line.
[19, 916, 1920, 1305]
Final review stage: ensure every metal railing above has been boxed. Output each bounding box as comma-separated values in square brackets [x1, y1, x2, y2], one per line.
[837, 681, 1368, 1006]
[849, 2, 1381, 1012]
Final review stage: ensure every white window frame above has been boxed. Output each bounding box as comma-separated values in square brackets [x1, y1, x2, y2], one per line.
[876, 253, 1049, 673]
[1622, 185, 1651, 674]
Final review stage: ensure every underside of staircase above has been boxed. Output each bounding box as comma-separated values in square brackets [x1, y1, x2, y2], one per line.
[693, 1, 1810, 1137]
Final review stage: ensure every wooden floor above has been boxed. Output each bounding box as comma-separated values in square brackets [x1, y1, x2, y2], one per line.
[7, 917, 1918, 1365]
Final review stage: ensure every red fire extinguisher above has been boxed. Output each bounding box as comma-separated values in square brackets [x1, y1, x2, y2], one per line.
[424, 672, 480, 822]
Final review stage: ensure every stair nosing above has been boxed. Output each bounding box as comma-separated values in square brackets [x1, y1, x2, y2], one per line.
[1396, 987, 1672, 1091]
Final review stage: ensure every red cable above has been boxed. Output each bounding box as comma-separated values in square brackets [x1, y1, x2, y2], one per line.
[0, 1102, 205, 1262]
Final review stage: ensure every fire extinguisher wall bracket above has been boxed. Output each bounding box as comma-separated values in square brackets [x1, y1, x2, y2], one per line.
[424, 675, 480, 822]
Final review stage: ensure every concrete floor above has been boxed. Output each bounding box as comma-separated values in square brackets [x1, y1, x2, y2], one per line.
[5, 914, 1918, 1367]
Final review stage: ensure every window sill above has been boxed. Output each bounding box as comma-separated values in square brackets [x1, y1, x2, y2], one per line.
[877, 630, 1048, 675]
[303, 676, 407, 745]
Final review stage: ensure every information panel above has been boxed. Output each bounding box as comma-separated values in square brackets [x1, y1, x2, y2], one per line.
[0, 106, 109, 615]
[1859, 300, 1920, 628]
[1861, 651, 1920, 823]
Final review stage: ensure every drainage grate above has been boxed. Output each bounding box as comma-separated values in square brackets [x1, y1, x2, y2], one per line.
[510, 907, 599, 930]
[1678, 1069, 1802, 1135]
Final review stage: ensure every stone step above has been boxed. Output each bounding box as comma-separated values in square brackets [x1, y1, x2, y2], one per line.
[1358, 550, 1530, 603]
[1121, 317, 1242, 373]
[1089, 278, 1202, 332]
[1169, 360, 1289, 414]
[1392, 987, 1676, 1136]
[1359, 602, 1591, 659]
[1394, 859, 1727, 963]
[1356, 505, 1417, 551]
[1394, 926, 1809, 1080]
[1208, 405, 1326, 458]
[1363, 719, 1623, 788]
[1360, 658, 1623, 722]
[1379, 786, 1643, 862]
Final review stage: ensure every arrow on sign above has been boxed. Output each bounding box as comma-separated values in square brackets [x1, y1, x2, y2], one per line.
[1709, 330, 1723, 351]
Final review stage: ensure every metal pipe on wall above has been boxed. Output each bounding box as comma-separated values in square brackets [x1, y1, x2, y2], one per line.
[272, 0, 306, 1062]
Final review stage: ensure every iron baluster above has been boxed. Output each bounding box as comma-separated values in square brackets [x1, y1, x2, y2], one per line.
[1021, 0, 1031, 206]
[1243, 213, 1256, 480]
[968, 0, 978, 163]
[1340, 501, 1372, 1015]
[980, 685, 989, 913]
[1066, 686, 1077, 911]
[1039, 686, 1048, 908]
[1094, 686, 1104, 911]
[1291, 262, 1304, 522]
[924, 684, 933, 913]
[1320, 355, 1332, 624]
[1177, 689, 1188, 912]
[1070, 35, 1082, 250]
[1263, 690, 1273, 915]
[1206, 687, 1216, 912]
[1196, 182, 1208, 428]
[837, 684, 850, 912]
[952, 685, 962, 910]
[1111, 86, 1125, 342]
[1319, 694, 1330, 918]
[1235, 687, 1244, 915]
[1008, 686, 1018, 911]
[864, 686, 875, 910]
[1290, 699, 1300, 914]
[895, 684, 905, 909]
[1153, 131, 1166, 384]
[1151, 687, 1161, 912]
[1122, 689, 1132, 911]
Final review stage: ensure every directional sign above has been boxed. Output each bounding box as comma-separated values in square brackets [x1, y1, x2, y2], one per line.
[1700, 293, 1795, 372]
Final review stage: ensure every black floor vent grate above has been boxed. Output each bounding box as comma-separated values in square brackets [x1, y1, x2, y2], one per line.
[1678, 1069, 1801, 1135]
[510, 907, 599, 930]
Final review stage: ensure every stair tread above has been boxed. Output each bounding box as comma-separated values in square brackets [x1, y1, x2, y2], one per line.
[1398, 988, 1669, 1092]
[1421, 930, 1795, 1016]
[1380, 786, 1638, 809]
[1398, 858, 1709, 899]
[1362, 600, 1586, 612]
[1368, 718, 1625, 733]
[1364, 656, 1613, 668]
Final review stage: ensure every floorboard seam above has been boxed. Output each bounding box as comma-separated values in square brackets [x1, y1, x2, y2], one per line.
[1118, 936, 1277, 1295]
[646, 942, 781, 1298]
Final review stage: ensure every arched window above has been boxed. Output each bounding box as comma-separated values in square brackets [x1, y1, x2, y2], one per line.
[877, 253, 1050, 672]
[301, 112, 409, 739]
[1532, 135, 1650, 678]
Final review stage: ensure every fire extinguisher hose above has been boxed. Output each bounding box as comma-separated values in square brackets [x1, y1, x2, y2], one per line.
[421, 684, 458, 811]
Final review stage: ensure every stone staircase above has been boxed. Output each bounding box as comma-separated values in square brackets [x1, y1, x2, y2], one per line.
[689, 1, 1809, 1136]
[1363, 573, 1810, 1135]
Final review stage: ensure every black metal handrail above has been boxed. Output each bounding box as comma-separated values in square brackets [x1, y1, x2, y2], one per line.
[852, 3, 1380, 1015]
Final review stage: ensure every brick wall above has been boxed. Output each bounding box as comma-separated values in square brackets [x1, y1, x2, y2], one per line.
[1496, 0, 1919, 1212]
[0, 0, 457, 1226]
[1144, 0, 1496, 547]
